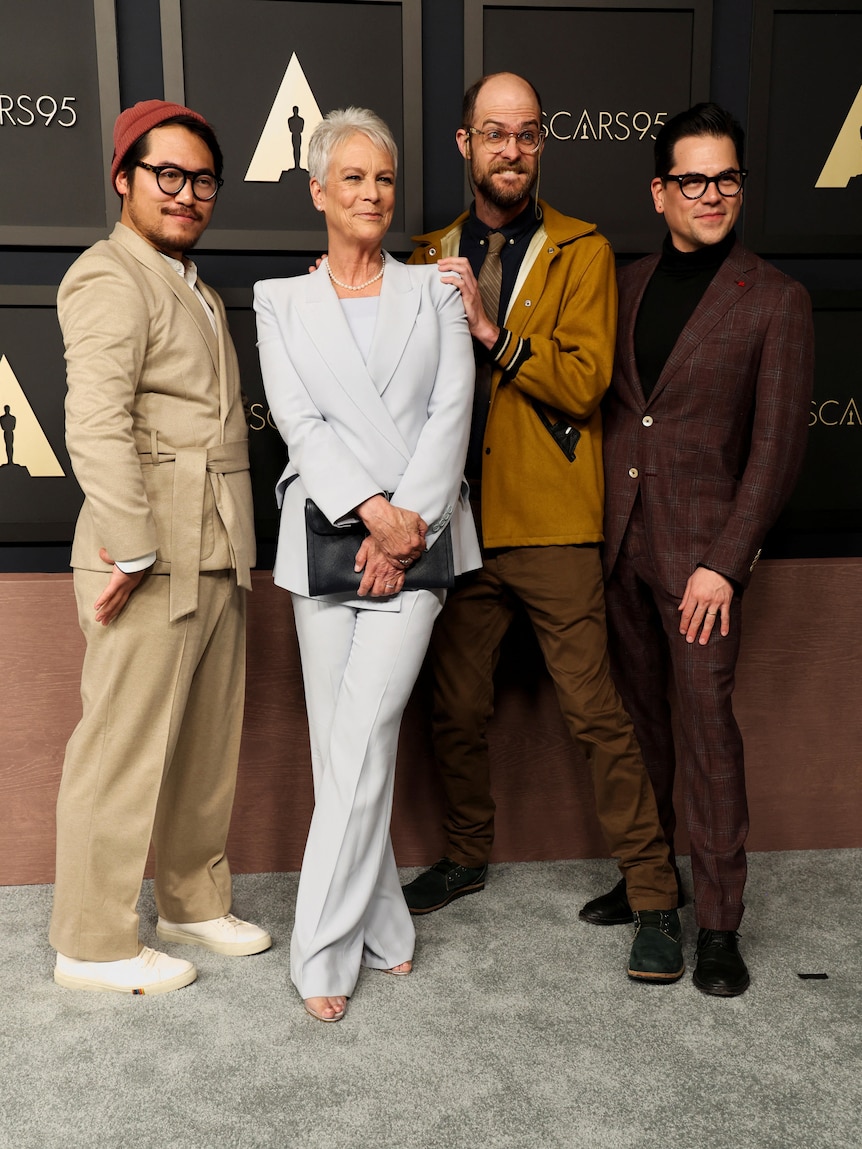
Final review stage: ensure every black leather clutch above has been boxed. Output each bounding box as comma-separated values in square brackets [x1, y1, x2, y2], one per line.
[304, 499, 455, 596]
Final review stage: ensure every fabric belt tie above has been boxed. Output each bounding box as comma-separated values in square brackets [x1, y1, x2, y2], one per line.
[142, 440, 252, 622]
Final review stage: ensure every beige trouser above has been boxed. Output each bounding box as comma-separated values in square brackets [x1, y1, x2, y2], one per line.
[49, 569, 247, 961]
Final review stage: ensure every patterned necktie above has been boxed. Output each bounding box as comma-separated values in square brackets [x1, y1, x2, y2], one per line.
[466, 231, 507, 498]
[477, 231, 506, 324]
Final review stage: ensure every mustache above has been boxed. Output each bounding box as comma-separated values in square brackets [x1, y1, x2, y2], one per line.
[487, 159, 531, 176]
[162, 207, 203, 222]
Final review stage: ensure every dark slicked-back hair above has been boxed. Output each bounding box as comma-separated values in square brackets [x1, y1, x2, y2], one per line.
[654, 102, 745, 177]
[462, 72, 543, 126]
[119, 114, 224, 183]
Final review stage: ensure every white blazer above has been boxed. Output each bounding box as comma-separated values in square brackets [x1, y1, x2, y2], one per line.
[254, 253, 482, 605]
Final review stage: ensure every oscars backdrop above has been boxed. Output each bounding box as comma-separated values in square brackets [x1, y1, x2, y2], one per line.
[748, 0, 862, 253]
[159, 0, 423, 248]
[464, 0, 713, 252]
[0, 291, 82, 541]
[0, 0, 119, 245]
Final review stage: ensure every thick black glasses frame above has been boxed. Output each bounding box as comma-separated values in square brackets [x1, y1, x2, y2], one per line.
[136, 161, 223, 201]
[663, 169, 749, 199]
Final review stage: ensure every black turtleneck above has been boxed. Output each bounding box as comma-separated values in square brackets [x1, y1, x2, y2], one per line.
[634, 230, 736, 400]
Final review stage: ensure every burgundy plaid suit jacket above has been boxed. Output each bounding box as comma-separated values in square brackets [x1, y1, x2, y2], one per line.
[602, 240, 814, 597]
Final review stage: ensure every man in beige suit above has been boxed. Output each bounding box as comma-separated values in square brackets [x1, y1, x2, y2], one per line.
[50, 100, 270, 994]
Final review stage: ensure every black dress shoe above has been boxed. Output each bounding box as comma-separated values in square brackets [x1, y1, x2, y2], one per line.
[579, 877, 634, 925]
[579, 870, 686, 927]
[401, 857, 487, 915]
[692, 928, 750, 997]
[627, 910, 685, 983]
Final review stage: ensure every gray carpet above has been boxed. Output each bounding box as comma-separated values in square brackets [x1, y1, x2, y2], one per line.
[1, 850, 860, 1149]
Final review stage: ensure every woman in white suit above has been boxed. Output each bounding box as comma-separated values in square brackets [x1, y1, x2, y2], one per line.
[254, 108, 480, 1022]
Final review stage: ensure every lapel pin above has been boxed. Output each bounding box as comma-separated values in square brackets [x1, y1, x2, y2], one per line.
[736, 280, 746, 287]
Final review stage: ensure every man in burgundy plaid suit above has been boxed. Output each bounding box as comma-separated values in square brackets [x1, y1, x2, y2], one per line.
[578, 104, 814, 996]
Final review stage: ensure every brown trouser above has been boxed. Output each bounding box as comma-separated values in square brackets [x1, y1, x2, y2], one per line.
[50, 569, 246, 961]
[429, 545, 677, 909]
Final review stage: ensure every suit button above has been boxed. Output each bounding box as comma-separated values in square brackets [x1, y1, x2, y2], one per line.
[628, 467, 639, 478]
[642, 415, 653, 427]
[485, 447, 491, 454]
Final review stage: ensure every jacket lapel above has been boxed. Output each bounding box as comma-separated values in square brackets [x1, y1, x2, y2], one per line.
[293, 261, 411, 459]
[505, 227, 550, 331]
[198, 281, 231, 438]
[111, 223, 220, 373]
[648, 241, 756, 404]
[365, 255, 421, 395]
[619, 254, 659, 406]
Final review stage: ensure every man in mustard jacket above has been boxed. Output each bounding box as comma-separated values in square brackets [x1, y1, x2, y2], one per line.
[50, 100, 270, 994]
[402, 72, 683, 982]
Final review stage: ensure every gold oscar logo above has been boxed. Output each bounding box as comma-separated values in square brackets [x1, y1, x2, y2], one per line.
[816, 83, 862, 188]
[0, 354, 65, 476]
[810, 397, 861, 426]
[245, 53, 324, 181]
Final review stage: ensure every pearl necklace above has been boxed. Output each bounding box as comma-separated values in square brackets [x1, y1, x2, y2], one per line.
[324, 254, 385, 291]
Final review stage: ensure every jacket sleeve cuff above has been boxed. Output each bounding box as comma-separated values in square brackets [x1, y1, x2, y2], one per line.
[698, 563, 741, 594]
[488, 327, 531, 379]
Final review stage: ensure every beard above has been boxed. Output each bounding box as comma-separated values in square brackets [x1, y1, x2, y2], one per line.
[471, 155, 537, 210]
[147, 208, 207, 255]
[124, 185, 208, 257]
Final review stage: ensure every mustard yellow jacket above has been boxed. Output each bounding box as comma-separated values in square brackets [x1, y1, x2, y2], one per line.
[409, 201, 617, 548]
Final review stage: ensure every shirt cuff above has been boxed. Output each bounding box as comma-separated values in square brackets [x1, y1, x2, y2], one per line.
[115, 552, 157, 574]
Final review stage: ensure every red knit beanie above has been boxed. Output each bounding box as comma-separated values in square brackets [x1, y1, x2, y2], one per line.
[111, 99, 209, 191]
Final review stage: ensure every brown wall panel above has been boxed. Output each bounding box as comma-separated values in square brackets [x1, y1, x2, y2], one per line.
[734, 560, 862, 851]
[1, 559, 860, 886]
[0, 575, 83, 885]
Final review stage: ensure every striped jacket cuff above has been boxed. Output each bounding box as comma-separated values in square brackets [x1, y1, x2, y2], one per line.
[489, 327, 531, 378]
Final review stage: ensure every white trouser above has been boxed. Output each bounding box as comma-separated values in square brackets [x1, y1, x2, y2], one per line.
[289, 589, 444, 999]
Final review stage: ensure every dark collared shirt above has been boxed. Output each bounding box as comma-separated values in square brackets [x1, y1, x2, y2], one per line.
[460, 199, 543, 326]
[459, 198, 542, 489]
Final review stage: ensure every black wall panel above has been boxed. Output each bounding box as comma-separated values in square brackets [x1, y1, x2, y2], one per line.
[0, 0, 860, 570]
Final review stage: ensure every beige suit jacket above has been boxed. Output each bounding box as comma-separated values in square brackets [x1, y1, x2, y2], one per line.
[58, 223, 255, 619]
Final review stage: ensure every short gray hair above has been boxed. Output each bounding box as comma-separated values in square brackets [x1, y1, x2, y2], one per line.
[308, 107, 398, 186]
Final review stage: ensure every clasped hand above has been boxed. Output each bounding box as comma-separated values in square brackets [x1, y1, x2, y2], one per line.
[354, 495, 427, 597]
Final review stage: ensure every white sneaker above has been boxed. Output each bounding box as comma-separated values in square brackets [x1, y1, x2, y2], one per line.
[156, 913, 272, 956]
[54, 946, 197, 995]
